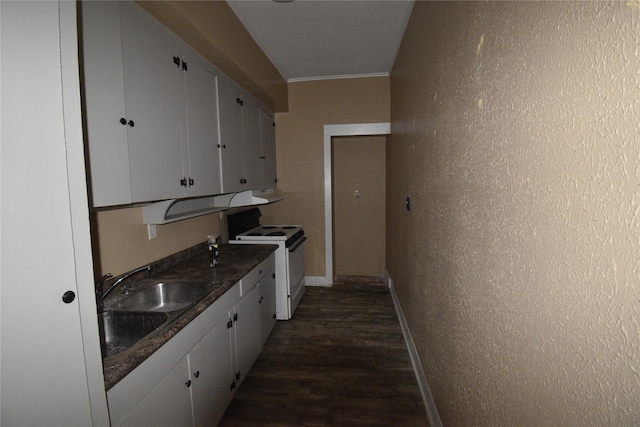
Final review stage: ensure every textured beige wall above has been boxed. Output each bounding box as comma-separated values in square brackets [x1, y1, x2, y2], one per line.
[389, 1, 640, 425]
[91, 208, 223, 278]
[333, 136, 386, 277]
[260, 77, 390, 277]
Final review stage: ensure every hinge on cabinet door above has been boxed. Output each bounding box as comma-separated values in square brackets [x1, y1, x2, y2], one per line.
[182, 60, 188, 71]
[233, 313, 238, 322]
[173, 56, 180, 67]
[180, 177, 187, 187]
[227, 319, 233, 329]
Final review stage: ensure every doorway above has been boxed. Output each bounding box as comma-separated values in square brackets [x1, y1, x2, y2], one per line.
[332, 135, 386, 278]
[323, 123, 390, 285]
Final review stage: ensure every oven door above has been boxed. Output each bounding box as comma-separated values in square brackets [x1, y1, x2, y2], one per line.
[287, 236, 306, 316]
[287, 236, 306, 288]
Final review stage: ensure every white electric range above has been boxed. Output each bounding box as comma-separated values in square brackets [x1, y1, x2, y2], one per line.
[228, 210, 306, 320]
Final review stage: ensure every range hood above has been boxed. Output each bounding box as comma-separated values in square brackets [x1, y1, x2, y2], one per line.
[142, 190, 282, 225]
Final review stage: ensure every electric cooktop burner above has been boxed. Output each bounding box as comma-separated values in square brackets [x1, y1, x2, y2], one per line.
[267, 231, 286, 236]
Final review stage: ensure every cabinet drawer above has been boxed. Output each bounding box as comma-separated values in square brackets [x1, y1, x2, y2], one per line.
[240, 253, 274, 296]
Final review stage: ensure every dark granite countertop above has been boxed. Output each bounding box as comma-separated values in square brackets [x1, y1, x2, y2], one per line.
[101, 243, 277, 391]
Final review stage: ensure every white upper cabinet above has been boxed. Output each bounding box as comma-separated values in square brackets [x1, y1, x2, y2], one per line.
[218, 78, 246, 194]
[182, 53, 223, 197]
[82, 2, 223, 207]
[81, 1, 132, 207]
[258, 108, 278, 189]
[120, 3, 185, 203]
[82, 1, 273, 208]
[218, 79, 277, 194]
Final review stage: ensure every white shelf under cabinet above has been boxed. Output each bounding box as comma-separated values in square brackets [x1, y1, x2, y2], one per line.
[142, 190, 282, 225]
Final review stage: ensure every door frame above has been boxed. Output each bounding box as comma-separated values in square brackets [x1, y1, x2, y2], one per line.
[323, 123, 390, 285]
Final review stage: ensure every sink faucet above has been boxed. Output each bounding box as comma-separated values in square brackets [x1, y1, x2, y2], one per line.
[96, 265, 151, 309]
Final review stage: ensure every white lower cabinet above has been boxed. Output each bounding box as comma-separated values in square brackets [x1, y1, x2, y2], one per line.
[108, 254, 276, 427]
[234, 285, 262, 387]
[259, 271, 277, 346]
[190, 314, 235, 426]
[117, 356, 193, 427]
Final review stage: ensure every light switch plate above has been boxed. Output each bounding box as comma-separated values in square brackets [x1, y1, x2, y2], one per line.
[147, 224, 157, 240]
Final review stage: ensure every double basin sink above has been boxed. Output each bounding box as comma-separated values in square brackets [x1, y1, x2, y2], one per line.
[99, 281, 214, 359]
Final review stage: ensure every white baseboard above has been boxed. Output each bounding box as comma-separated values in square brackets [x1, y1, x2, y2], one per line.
[385, 272, 442, 427]
[305, 276, 331, 286]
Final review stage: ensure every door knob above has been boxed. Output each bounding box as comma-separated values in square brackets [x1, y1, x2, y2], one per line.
[62, 291, 76, 304]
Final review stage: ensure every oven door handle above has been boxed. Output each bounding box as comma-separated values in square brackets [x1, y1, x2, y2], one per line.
[288, 236, 307, 252]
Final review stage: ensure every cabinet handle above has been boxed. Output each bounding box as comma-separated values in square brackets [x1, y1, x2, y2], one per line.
[189, 178, 194, 186]
[217, 144, 221, 148]
[185, 380, 192, 388]
[222, 144, 226, 149]
[272, 273, 276, 279]
[194, 371, 200, 378]
[127, 120, 134, 127]
[119, 118, 127, 125]
[180, 178, 188, 187]
[230, 380, 236, 390]
[182, 60, 188, 71]
[227, 319, 233, 329]
[173, 56, 180, 67]
[273, 313, 276, 319]
[62, 290, 76, 304]
[260, 156, 266, 159]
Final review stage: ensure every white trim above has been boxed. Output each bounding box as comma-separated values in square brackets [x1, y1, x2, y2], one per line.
[304, 276, 332, 287]
[386, 272, 442, 427]
[288, 72, 390, 83]
[323, 123, 390, 285]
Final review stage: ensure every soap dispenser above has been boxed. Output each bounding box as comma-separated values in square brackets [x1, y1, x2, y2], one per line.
[208, 235, 219, 268]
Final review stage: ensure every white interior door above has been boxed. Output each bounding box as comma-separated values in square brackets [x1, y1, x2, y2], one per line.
[1, 2, 108, 424]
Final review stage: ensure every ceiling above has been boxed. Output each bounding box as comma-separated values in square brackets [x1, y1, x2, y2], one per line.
[226, 0, 415, 82]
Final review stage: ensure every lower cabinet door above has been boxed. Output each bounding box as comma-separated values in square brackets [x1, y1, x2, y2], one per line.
[190, 314, 235, 427]
[117, 356, 193, 427]
[234, 285, 262, 386]
[260, 273, 277, 346]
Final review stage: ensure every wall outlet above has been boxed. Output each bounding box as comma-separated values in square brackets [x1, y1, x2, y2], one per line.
[147, 224, 157, 240]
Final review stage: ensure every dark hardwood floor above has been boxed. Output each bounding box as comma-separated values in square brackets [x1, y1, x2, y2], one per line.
[219, 277, 428, 427]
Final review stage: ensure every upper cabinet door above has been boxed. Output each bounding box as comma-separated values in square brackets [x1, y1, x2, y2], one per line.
[183, 54, 222, 197]
[259, 109, 277, 189]
[120, 3, 185, 203]
[218, 79, 245, 193]
[82, 1, 132, 207]
[241, 99, 262, 189]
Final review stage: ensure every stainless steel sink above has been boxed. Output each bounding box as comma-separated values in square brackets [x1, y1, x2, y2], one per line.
[99, 310, 169, 358]
[112, 281, 214, 313]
